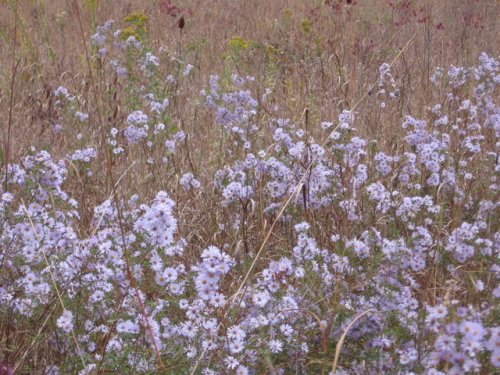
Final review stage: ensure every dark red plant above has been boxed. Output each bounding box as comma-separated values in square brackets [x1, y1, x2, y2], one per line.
[159, 0, 193, 19]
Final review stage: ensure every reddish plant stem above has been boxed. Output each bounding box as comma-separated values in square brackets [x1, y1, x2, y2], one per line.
[4, 1, 19, 191]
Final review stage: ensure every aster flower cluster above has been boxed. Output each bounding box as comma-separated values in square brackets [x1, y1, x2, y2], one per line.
[377, 62, 400, 108]
[88, 19, 195, 177]
[203, 74, 259, 149]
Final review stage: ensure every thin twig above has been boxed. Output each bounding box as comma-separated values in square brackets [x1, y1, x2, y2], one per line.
[4, 0, 19, 191]
[330, 308, 375, 374]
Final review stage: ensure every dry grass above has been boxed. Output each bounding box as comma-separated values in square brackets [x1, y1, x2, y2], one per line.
[1, 0, 498, 232]
[2, 0, 498, 149]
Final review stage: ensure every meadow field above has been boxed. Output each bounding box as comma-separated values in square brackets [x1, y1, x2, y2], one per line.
[0, 0, 499, 373]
